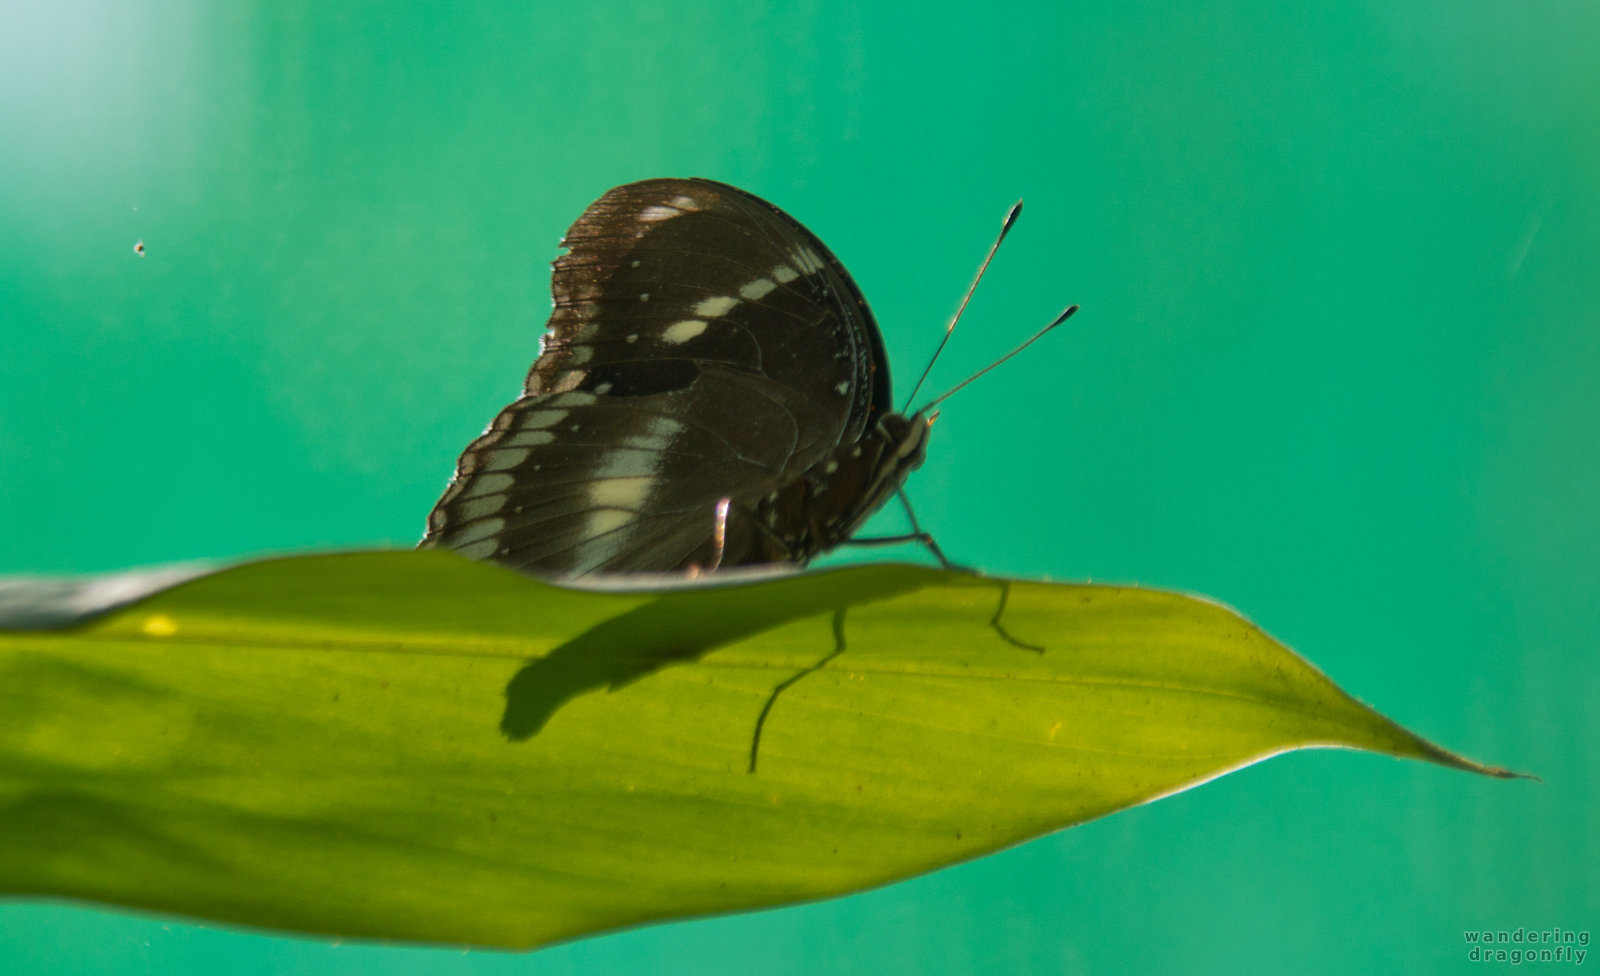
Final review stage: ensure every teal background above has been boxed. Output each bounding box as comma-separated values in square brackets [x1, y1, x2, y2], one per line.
[2, 1, 1594, 972]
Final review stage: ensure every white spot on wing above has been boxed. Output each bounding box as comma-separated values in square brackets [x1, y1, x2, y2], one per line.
[549, 392, 596, 407]
[638, 292, 650, 302]
[460, 496, 505, 521]
[568, 422, 674, 570]
[588, 510, 631, 535]
[625, 415, 684, 450]
[484, 448, 531, 471]
[541, 370, 587, 394]
[570, 507, 635, 569]
[584, 449, 657, 478]
[463, 473, 514, 497]
[450, 516, 505, 548]
[505, 430, 554, 447]
[519, 410, 567, 429]
[670, 195, 697, 209]
[454, 538, 501, 561]
[739, 277, 777, 300]
[791, 247, 824, 274]
[590, 476, 652, 509]
[834, 381, 849, 395]
[663, 319, 708, 344]
[567, 345, 593, 365]
[772, 264, 799, 284]
[694, 295, 738, 318]
[639, 205, 683, 222]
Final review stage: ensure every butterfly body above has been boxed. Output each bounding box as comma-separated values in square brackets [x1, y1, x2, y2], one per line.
[422, 178, 929, 578]
[749, 411, 931, 565]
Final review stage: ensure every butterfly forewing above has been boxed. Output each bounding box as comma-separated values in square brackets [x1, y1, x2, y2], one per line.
[422, 178, 893, 576]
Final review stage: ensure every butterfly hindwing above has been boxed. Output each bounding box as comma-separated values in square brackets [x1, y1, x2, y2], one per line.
[422, 178, 894, 576]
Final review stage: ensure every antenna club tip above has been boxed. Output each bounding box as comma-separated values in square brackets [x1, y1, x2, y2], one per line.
[1002, 201, 1023, 230]
[1050, 304, 1081, 327]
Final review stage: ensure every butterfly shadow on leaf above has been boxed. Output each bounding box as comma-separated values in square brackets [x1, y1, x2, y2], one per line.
[499, 569, 1043, 772]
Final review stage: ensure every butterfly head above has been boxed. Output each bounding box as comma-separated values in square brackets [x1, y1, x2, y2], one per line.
[881, 410, 933, 471]
[823, 409, 932, 539]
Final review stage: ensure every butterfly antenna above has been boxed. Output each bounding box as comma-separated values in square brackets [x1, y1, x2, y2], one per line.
[917, 305, 1079, 414]
[901, 200, 1024, 411]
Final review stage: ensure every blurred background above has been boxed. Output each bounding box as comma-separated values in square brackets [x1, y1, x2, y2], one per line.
[1, 1, 1594, 972]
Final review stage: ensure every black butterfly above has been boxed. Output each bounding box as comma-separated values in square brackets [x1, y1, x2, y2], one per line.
[421, 178, 1069, 577]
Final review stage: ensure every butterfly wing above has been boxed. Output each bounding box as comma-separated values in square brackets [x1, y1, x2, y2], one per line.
[422, 178, 890, 576]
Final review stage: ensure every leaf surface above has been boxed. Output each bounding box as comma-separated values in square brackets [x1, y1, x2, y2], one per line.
[0, 552, 1517, 947]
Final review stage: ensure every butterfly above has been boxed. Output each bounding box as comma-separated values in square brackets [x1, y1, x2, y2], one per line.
[420, 178, 1072, 578]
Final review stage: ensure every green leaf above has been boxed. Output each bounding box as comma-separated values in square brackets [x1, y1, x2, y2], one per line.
[0, 551, 1520, 948]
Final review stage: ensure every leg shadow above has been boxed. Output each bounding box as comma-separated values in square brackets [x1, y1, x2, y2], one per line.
[500, 567, 932, 740]
[747, 608, 847, 774]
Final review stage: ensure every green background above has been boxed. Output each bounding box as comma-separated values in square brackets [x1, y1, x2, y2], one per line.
[1, 1, 1593, 973]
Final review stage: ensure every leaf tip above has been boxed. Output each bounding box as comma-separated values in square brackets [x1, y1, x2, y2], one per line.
[1412, 738, 1536, 781]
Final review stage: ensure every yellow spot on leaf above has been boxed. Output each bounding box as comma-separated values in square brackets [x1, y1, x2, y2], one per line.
[142, 614, 178, 637]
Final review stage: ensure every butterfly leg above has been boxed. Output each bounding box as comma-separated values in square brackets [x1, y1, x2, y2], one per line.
[895, 491, 959, 569]
[840, 492, 969, 571]
[887, 497, 1037, 650]
[748, 607, 847, 774]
